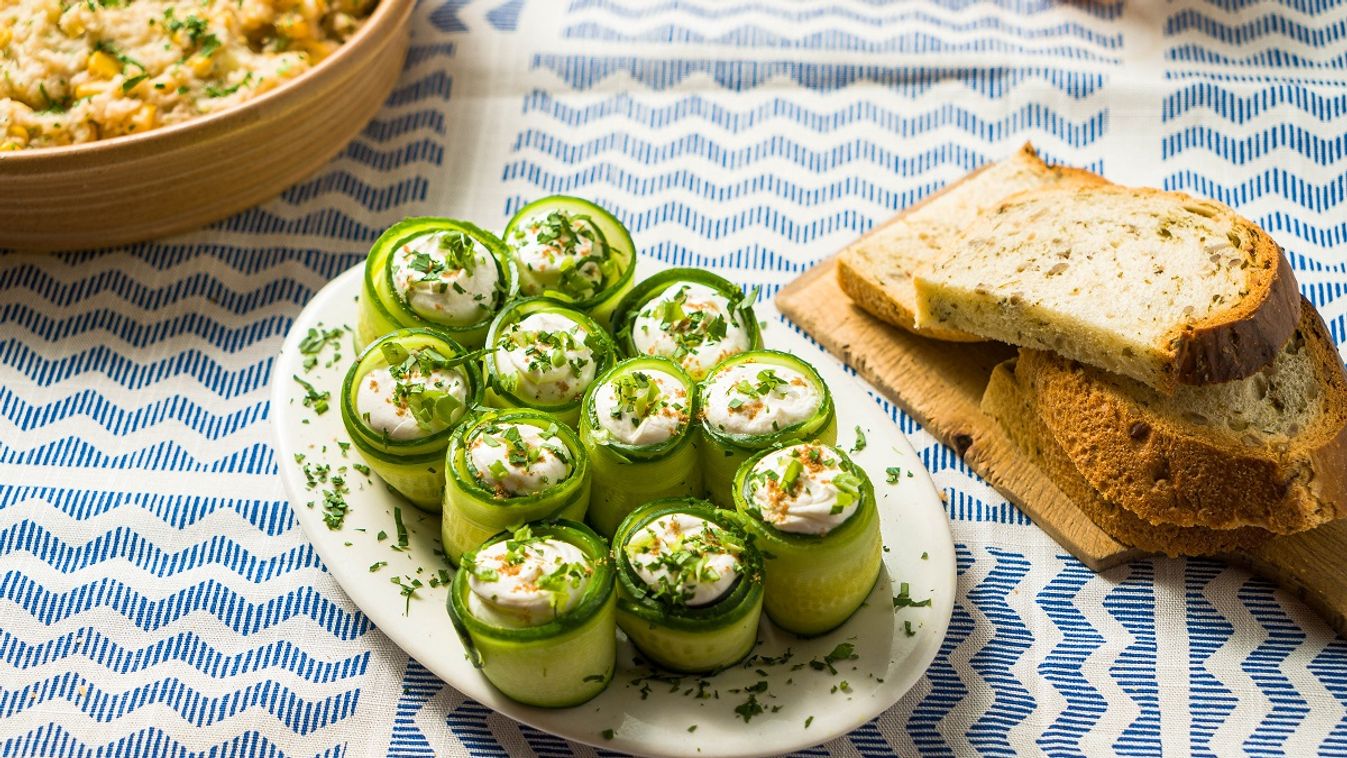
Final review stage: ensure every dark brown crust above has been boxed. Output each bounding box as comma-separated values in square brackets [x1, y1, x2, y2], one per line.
[1021, 299, 1347, 534]
[982, 359, 1274, 556]
[836, 142, 1107, 344]
[1168, 219, 1302, 386]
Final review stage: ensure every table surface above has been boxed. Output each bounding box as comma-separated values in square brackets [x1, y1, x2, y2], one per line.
[3, 1, 1346, 756]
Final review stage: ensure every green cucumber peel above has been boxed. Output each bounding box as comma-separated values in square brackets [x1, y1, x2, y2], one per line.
[731, 444, 883, 637]
[361, 218, 518, 344]
[482, 297, 617, 417]
[503, 195, 637, 313]
[732, 443, 875, 549]
[450, 519, 615, 643]
[610, 268, 764, 376]
[442, 408, 592, 562]
[579, 356, 698, 464]
[611, 498, 764, 633]
[697, 349, 835, 452]
[340, 328, 484, 463]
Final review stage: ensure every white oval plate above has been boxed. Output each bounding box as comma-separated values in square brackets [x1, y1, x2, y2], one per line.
[271, 260, 955, 758]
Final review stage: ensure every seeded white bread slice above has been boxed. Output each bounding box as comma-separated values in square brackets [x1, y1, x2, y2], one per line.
[982, 358, 1274, 556]
[1017, 299, 1347, 535]
[836, 143, 1109, 342]
[912, 185, 1302, 392]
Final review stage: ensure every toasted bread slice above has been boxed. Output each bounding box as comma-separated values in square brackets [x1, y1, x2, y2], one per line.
[837, 143, 1108, 342]
[912, 185, 1302, 392]
[1016, 299, 1347, 534]
[982, 359, 1274, 556]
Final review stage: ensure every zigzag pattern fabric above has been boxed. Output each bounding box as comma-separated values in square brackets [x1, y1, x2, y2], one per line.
[2, 0, 1346, 755]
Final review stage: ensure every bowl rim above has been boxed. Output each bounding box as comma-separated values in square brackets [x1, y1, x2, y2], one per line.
[0, 0, 415, 163]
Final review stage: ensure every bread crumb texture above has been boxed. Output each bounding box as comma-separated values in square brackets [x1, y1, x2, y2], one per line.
[915, 186, 1269, 387]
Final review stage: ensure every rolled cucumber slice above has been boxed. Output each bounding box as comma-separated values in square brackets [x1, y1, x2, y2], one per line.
[579, 357, 702, 537]
[612, 499, 764, 673]
[697, 350, 837, 508]
[610, 268, 763, 380]
[502, 196, 637, 328]
[733, 443, 883, 637]
[441, 408, 592, 565]
[448, 520, 617, 708]
[358, 217, 517, 350]
[482, 297, 617, 428]
[340, 328, 483, 512]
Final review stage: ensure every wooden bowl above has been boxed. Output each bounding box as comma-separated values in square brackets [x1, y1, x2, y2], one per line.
[0, 0, 414, 253]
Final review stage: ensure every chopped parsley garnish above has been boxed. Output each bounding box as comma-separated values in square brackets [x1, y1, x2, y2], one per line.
[121, 74, 150, 93]
[610, 370, 668, 423]
[299, 326, 346, 370]
[376, 343, 467, 432]
[391, 575, 422, 615]
[807, 642, 858, 675]
[805, 716, 814, 728]
[369, 561, 387, 572]
[319, 476, 350, 529]
[625, 519, 740, 608]
[393, 507, 409, 550]
[730, 369, 790, 407]
[600, 729, 615, 741]
[733, 693, 765, 723]
[884, 467, 902, 484]
[642, 283, 748, 361]
[501, 321, 593, 379]
[904, 620, 916, 637]
[852, 425, 867, 452]
[892, 582, 933, 609]
[293, 375, 330, 415]
[204, 73, 251, 99]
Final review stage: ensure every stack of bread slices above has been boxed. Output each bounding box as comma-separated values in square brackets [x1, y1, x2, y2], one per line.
[838, 144, 1347, 556]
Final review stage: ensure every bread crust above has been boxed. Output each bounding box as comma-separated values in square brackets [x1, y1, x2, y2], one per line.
[982, 359, 1273, 556]
[1020, 299, 1347, 534]
[836, 143, 1106, 344]
[1167, 216, 1302, 386]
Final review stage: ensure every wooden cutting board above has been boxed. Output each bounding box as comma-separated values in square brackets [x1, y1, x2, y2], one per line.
[776, 257, 1347, 638]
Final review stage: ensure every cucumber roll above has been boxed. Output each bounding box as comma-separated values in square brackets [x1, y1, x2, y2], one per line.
[503, 196, 637, 326]
[483, 298, 617, 427]
[340, 328, 482, 512]
[441, 408, 592, 565]
[579, 357, 701, 537]
[611, 268, 762, 380]
[449, 520, 617, 707]
[358, 218, 516, 349]
[612, 499, 764, 673]
[697, 350, 837, 507]
[733, 443, 882, 637]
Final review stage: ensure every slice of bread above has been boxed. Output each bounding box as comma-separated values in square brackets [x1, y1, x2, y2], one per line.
[912, 185, 1302, 392]
[1017, 298, 1347, 534]
[982, 359, 1274, 556]
[837, 143, 1108, 343]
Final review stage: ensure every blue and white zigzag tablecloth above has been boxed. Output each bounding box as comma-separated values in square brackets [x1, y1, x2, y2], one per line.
[4, 1, 1347, 755]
